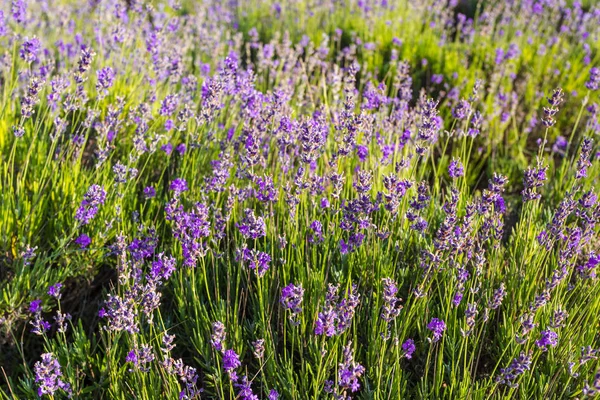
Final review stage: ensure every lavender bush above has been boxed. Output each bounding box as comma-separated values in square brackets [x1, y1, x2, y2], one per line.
[0, 0, 599, 398]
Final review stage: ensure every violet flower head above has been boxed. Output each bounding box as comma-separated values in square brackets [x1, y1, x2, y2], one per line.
[20, 37, 41, 63]
[488, 283, 506, 310]
[448, 158, 464, 179]
[75, 184, 106, 225]
[552, 135, 568, 155]
[427, 318, 446, 343]
[402, 338, 416, 359]
[542, 88, 564, 127]
[222, 349, 241, 381]
[315, 284, 360, 337]
[281, 283, 304, 324]
[143, 186, 156, 199]
[34, 353, 71, 397]
[162, 143, 173, 156]
[160, 94, 179, 116]
[237, 209, 266, 240]
[162, 333, 176, 353]
[252, 339, 265, 359]
[585, 67, 600, 91]
[576, 137, 593, 179]
[496, 351, 533, 388]
[536, 329, 559, 351]
[210, 321, 226, 351]
[308, 220, 324, 244]
[169, 178, 188, 195]
[29, 299, 42, 313]
[47, 283, 63, 298]
[75, 46, 96, 82]
[452, 99, 470, 120]
[381, 278, 403, 325]
[234, 375, 258, 400]
[522, 162, 548, 201]
[338, 342, 365, 394]
[126, 344, 155, 372]
[12, 0, 26, 25]
[96, 67, 116, 96]
[75, 233, 91, 249]
[416, 98, 440, 155]
[0, 12, 6, 38]
[243, 249, 271, 277]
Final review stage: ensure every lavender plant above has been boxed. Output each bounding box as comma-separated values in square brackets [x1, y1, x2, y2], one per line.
[0, 0, 599, 399]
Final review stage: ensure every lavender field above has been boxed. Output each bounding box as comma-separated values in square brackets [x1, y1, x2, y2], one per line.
[0, 0, 600, 398]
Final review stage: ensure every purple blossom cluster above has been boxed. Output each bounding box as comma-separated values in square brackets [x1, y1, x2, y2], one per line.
[281, 283, 304, 325]
[315, 284, 360, 337]
[34, 353, 72, 397]
[75, 184, 107, 225]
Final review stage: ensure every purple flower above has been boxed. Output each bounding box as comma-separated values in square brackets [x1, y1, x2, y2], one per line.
[522, 163, 548, 201]
[176, 143, 186, 155]
[34, 353, 71, 397]
[427, 318, 446, 343]
[47, 283, 63, 298]
[144, 186, 156, 199]
[252, 339, 265, 359]
[149, 253, 177, 282]
[431, 74, 443, 84]
[448, 158, 464, 179]
[169, 178, 188, 194]
[308, 220, 324, 244]
[496, 351, 533, 387]
[402, 339, 416, 359]
[552, 136, 568, 154]
[236, 209, 266, 240]
[452, 292, 464, 307]
[338, 342, 365, 393]
[488, 283, 506, 310]
[381, 278, 403, 325]
[536, 329, 559, 351]
[160, 94, 179, 116]
[20, 37, 40, 62]
[576, 137, 593, 179]
[126, 345, 155, 372]
[281, 283, 304, 324]
[125, 350, 137, 365]
[494, 48, 505, 65]
[268, 389, 279, 400]
[234, 376, 258, 400]
[161, 143, 173, 156]
[222, 349, 241, 381]
[96, 67, 116, 95]
[253, 175, 278, 203]
[243, 250, 271, 277]
[585, 67, 599, 91]
[29, 299, 42, 313]
[0, 12, 6, 37]
[12, 0, 26, 24]
[356, 145, 368, 162]
[75, 184, 106, 225]
[452, 99, 470, 120]
[100, 293, 139, 334]
[75, 234, 91, 249]
[210, 321, 226, 351]
[315, 284, 360, 337]
[542, 88, 564, 127]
